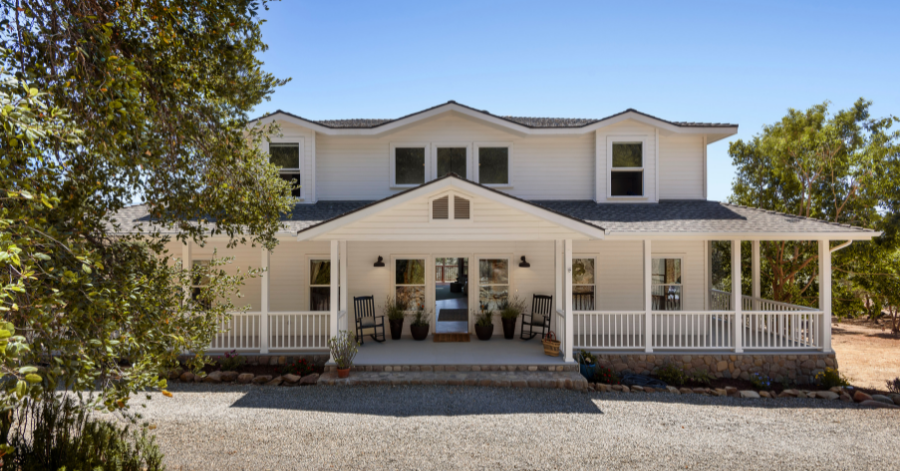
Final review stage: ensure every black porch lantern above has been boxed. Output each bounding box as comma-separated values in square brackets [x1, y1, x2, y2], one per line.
[373, 256, 385, 267]
[518, 255, 530, 268]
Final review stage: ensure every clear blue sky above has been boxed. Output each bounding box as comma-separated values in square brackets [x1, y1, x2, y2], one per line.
[253, 0, 899, 202]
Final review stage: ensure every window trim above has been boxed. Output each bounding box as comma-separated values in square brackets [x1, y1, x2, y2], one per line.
[307, 256, 331, 312]
[267, 139, 305, 201]
[475, 255, 513, 313]
[391, 255, 428, 313]
[389, 142, 431, 189]
[606, 136, 649, 200]
[572, 256, 596, 311]
[431, 143, 472, 181]
[427, 190, 474, 224]
[474, 142, 513, 188]
[651, 255, 684, 311]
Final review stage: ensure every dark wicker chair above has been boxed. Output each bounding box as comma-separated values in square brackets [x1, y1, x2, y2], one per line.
[520, 294, 553, 340]
[353, 295, 385, 345]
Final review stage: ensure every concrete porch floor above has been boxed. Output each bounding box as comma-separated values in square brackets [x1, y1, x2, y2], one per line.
[355, 336, 568, 365]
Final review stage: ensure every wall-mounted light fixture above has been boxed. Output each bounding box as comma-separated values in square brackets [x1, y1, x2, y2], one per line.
[518, 255, 530, 268]
[373, 256, 385, 267]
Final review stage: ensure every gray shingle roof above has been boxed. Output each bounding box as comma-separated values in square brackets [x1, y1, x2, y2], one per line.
[257, 101, 737, 130]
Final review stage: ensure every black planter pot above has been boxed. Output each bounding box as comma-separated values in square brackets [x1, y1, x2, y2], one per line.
[475, 323, 494, 341]
[389, 319, 404, 340]
[501, 318, 517, 339]
[410, 324, 429, 341]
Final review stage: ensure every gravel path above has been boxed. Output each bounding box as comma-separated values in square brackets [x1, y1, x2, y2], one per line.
[130, 384, 900, 470]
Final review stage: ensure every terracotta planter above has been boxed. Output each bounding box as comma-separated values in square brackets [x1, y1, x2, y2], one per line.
[389, 319, 404, 340]
[501, 317, 517, 339]
[337, 368, 350, 378]
[475, 323, 494, 341]
[410, 324, 429, 341]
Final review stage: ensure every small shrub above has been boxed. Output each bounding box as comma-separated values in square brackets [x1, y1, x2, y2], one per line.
[498, 296, 526, 320]
[4, 396, 165, 471]
[655, 363, 686, 387]
[815, 368, 850, 389]
[577, 350, 597, 366]
[383, 295, 407, 321]
[411, 308, 431, 327]
[593, 366, 620, 385]
[749, 372, 771, 390]
[282, 358, 315, 377]
[474, 308, 493, 327]
[217, 349, 245, 371]
[689, 368, 713, 386]
[887, 377, 900, 395]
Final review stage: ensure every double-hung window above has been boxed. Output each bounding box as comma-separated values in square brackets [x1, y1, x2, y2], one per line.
[479, 259, 509, 312]
[391, 144, 428, 187]
[652, 258, 682, 311]
[269, 142, 302, 198]
[572, 258, 595, 310]
[309, 259, 330, 311]
[609, 141, 644, 197]
[476, 143, 511, 186]
[395, 259, 426, 311]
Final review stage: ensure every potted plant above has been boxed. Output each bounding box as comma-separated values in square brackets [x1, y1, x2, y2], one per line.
[384, 295, 407, 340]
[327, 330, 359, 378]
[498, 297, 525, 340]
[474, 307, 494, 341]
[577, 349, 598, 381]
[410, 307, 431, 341]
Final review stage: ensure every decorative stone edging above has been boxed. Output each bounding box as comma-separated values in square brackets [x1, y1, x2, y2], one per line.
[167, 369, 321, 386]
[324, 364, 578, 373]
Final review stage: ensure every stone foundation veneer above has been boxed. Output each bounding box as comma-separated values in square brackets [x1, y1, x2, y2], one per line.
[324, 364, 579, 373]
[593, 352, 837, 383]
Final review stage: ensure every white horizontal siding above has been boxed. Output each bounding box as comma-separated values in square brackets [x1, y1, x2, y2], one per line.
[192, 241, 264, 311]
[659, 135, 704, 200]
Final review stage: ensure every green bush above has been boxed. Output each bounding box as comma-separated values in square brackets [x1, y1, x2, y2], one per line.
[3, 396, 165, 471]
[689, 369, 713, 386]
[655, 363, 686, 387]
[815, 368, 850, 389]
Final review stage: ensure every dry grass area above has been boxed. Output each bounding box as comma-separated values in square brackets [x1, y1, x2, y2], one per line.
[832, 318, 900, 391]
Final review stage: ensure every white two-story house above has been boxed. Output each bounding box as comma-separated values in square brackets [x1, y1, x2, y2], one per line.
[116, 101, 878, 380]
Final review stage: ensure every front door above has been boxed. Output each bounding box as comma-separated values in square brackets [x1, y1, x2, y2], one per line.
[434, 257, 469, 334]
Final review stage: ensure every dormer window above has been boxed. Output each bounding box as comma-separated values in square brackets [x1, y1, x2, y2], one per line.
[269, 142, 302, 198]
[608, 139, 645, 198]
[430, 193, 471, 221]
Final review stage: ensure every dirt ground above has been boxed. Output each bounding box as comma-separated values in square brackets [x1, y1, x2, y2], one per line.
[832, 318, 900, 391]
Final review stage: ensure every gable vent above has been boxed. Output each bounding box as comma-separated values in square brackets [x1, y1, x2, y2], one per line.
[454, 196, 470, 220]
[432, 196, 449, 219]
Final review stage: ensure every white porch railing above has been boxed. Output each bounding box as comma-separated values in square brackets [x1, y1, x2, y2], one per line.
[210, 312, 261, 351]
[652, 311, 735, 349]
[710, 289, 817, 312]
[573, 311, 645, 349]
[268, 311, 331, 350]
[742, 311, 823, 349]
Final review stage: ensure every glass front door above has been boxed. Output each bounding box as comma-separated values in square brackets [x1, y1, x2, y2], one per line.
[435, 257, 469, 333]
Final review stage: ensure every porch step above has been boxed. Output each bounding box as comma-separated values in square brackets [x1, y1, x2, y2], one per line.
[318, 370, 587, 389]
[432, 333, 471, 342]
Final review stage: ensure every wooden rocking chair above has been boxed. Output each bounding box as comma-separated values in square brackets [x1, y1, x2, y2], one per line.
[353, 295, 385, 345]
[520, 294, 553, 340]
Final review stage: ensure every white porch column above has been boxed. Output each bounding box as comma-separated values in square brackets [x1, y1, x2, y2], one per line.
[339, 240, 348, 331]
[563, 239, 574, 363]
[751, 240, 761, 311]
[329, 240, 339, 359]
[732, 240, 743, 353]
[554, 240, 563, 333]
[819, 240, 832, 352]
[260, 248, 270, 354]
[644, 240, 653, 353]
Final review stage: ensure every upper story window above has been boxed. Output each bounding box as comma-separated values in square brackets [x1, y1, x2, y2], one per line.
[436, 147, 467, 178]
[476, 143, 511, 186]
[269, 142, 302, 198]
[610, 142, 643, 197]
[391, 144, 428, 187]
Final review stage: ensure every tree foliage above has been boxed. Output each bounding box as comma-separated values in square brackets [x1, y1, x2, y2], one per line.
[0, 0, 293, 418]
[728, 99, 900, 316]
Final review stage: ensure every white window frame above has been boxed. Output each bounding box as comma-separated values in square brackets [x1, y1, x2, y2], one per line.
[267, 139, 305, 201]
[476, 255, 513, 313]
[607, 136, 648, 200]
[651, 255, 684, 311]
[390, 142, 431, 189]
[428, 190, 474, 224]
[391, 255, 428, 313]
[474, 142, 513, 188]
[307, 256, 331, 312]
[572, 256, 596, 311]
[430, 143, 473, 181]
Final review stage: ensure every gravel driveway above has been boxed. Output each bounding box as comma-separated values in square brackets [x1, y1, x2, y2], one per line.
[131, 384, 899, 470]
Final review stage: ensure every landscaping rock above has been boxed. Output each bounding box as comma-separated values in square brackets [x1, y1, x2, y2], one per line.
[220, 371, 239, 382]
[252, 375, 273, 384]
[859, 400, 900, 409]
[853, 391, 873, 403]
[611, 385, 623, 392]
[632, 385, 645, 392]
[179, 371, 195, 382]
[871, 394, 894, 405]
[666, 386, 680, 394]
[168, 369, 183, 380]
[299, 373, 319, 385]
[620, 372, 667, 390]
[265, 376, 283, 386]
[193, 375, 202, 383]
[892, 395, 900, 406]
[758, 391, 770, 398]
[840, 392, 853, 402]
[621, 385, 630, 393]
[678, 387, 692, 394]
[237, 373, 254, 384]
[713, 388, 727, 397]
[739, 390, 760, 399]
[816, 391, 839, 400]
[777, 389, 798, 398]
[829, 386, 844, 394]
[203, 371, 223, 383]
[283, 374, 301, 384]
[643, 387, 656, 393]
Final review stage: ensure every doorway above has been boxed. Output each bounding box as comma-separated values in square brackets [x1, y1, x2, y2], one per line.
[434, 257, 468, 334]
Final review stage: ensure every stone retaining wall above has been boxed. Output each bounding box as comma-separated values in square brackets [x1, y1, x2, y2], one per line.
[325, 364, 578, 373]
[594, 352, 837, 383]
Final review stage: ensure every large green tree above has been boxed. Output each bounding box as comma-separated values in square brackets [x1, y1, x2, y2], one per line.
[728, 99, 900, 316]
[0, 0, 293, 415]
